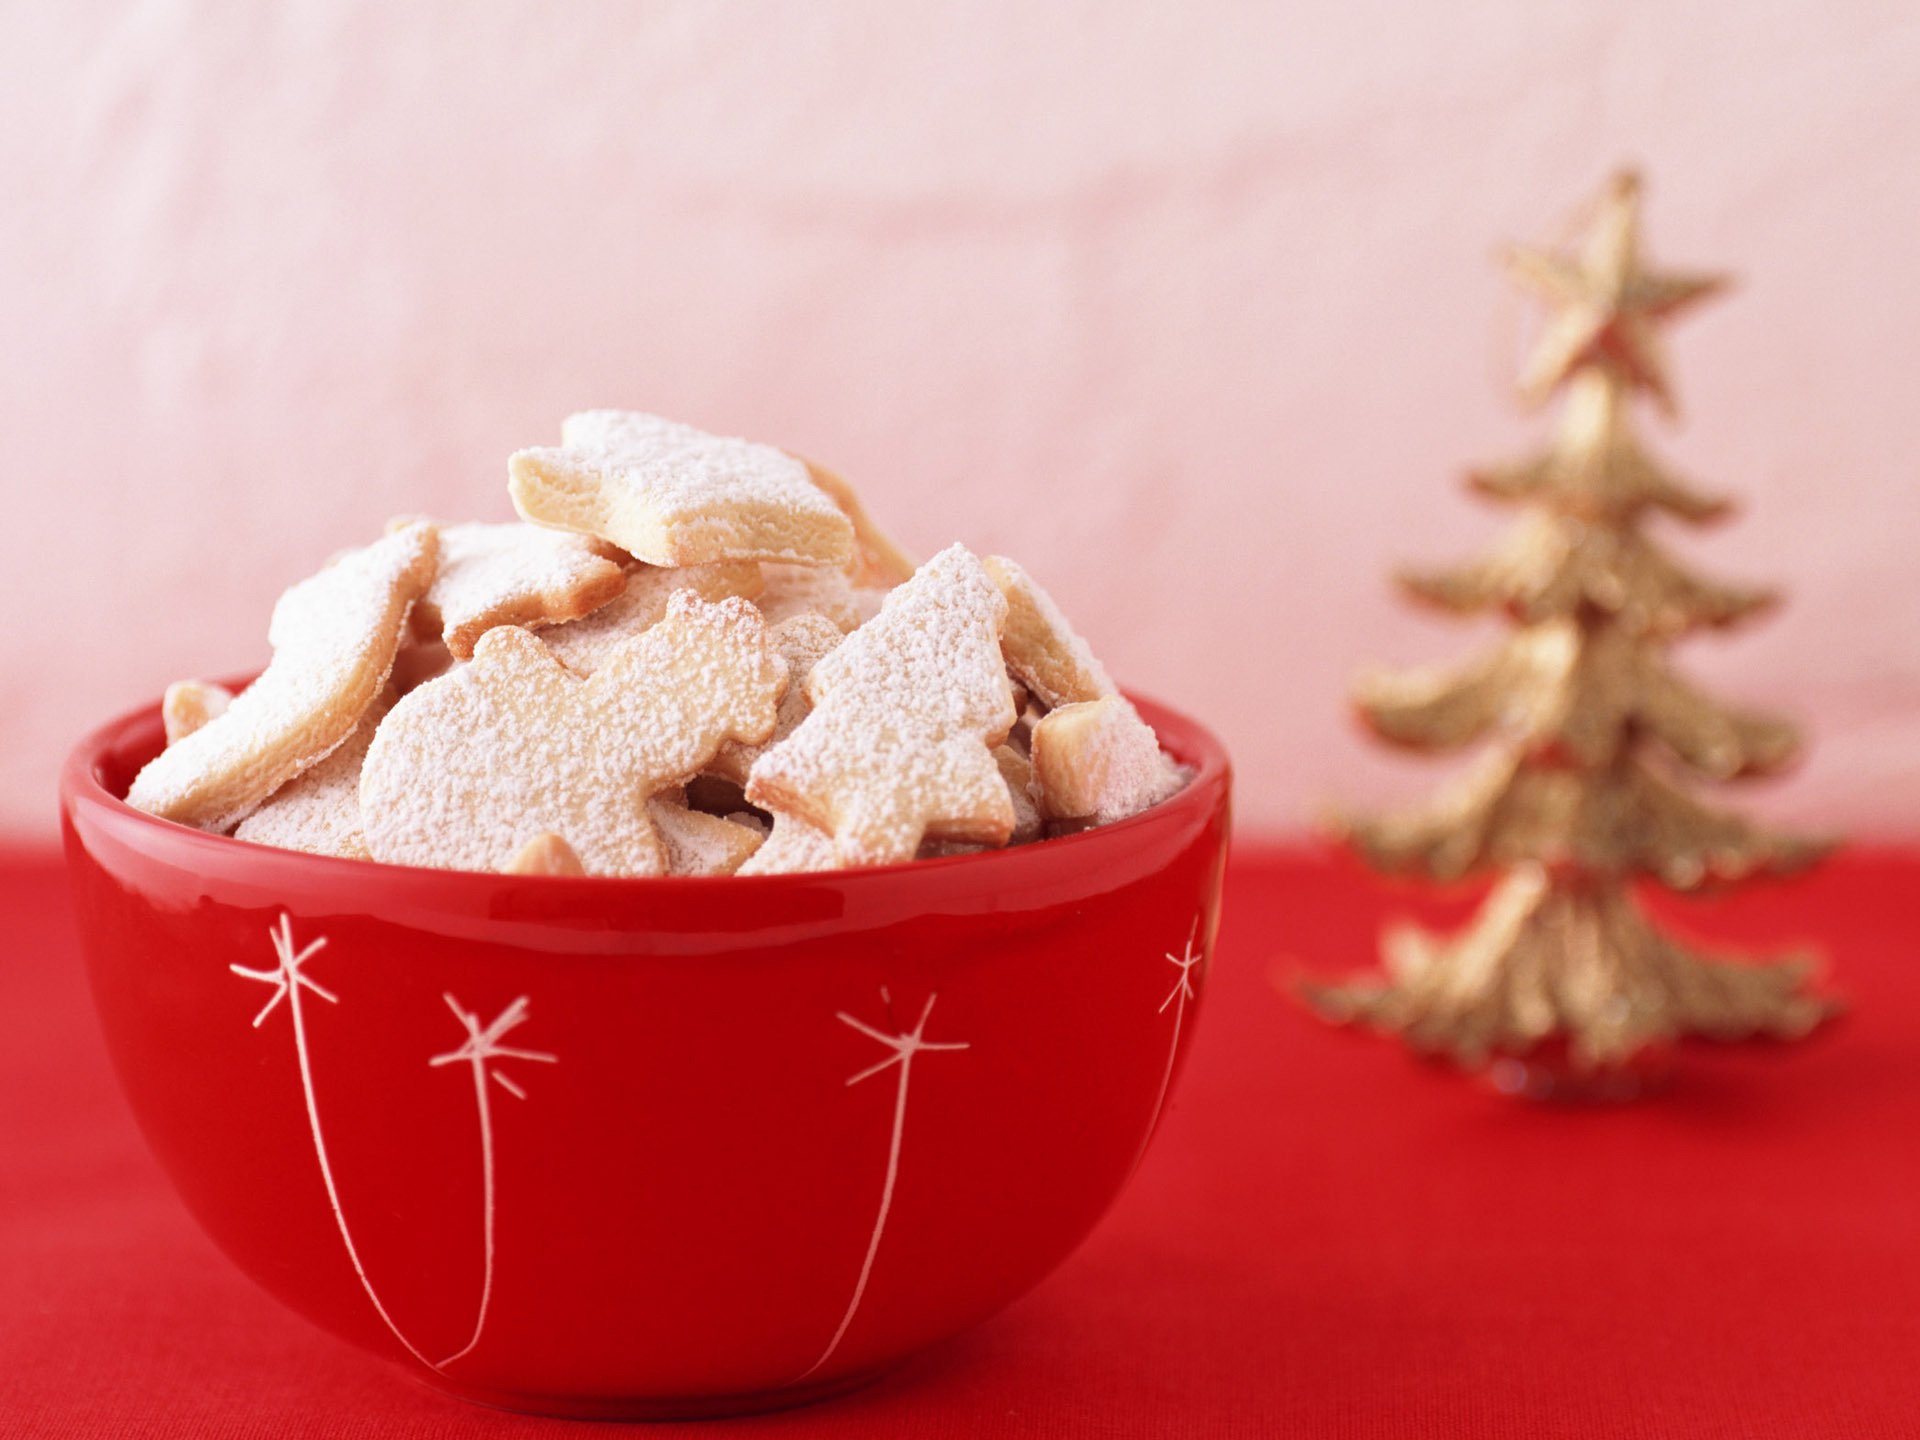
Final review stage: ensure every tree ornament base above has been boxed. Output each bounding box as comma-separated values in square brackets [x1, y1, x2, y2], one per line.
[1302, 867, 1838, 1099]
[1482, 1037, 1673, 1105]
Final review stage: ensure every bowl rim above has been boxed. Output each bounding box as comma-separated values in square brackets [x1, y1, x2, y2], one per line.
[62, 681, 1232, 894]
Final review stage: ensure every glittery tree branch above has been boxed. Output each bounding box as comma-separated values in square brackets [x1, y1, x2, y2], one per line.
[1467, 372, 1732, 524]
[1338, 752, 1826, 890]
[1355, 621, 1803, 777]
[1395, 511, 1777, 635]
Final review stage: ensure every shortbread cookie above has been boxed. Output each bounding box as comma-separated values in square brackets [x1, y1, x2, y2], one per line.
[756, 563, 872, 634]
[509, 410, 853, 568]
[710, 612, 843, 786]
[543, 561, 763, 676]
[736, 815, 839, 876]
[919, 747, 1041, 856]
[231, 689, 394, 859]
[801, 460, 917, 587]
[162, 681, 232, 745]
[647, 796, 765, 876]
[505, 832, 586, 876]
[1030, 696, 1183, 825]
[128, 522, 438, 831]
[983, 555, 1115, 709]
[746, 544, 1017, 865]
[411, 520, 627, 659]
[996, 744, 1045, 845]
[983, 554, 1182, 820]
[360, 594, 783, 876]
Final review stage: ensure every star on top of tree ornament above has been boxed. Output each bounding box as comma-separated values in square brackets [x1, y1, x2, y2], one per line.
[1505, 170, 1729, 416]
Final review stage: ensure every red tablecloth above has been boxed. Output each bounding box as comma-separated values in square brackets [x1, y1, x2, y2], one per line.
[6, 844, 1917, 1436]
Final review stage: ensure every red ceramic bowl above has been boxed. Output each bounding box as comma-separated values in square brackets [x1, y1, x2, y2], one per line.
[60, 690, 1231, 1420]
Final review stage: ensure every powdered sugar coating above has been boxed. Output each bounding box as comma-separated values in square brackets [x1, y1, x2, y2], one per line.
[647, 797, 765, 875]
[232, 688, 394, 859]
[359, 594, 781, 876]
[746, 543, 1017, 865]
[920, 746, 1043, 856]
[756, 562, 871, 633]
[416, 520, 627, 659]
[161, 680, 232, 745]
[984, 554, 1117, 708]
[509, 410, 853, 567]
[543, 561, 762, 676]
[736, 814, 839, 875]
[710, 612, 843, 786]
[128, 521, 438, 831]
[1030, 696, 1185, 825]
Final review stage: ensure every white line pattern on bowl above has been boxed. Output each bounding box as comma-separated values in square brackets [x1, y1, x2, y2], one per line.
[427, 993, 557, 1366]
[231, 915, 555, 1373]
[1136, 917, 1203, 1170]
[796, 989, 968, 1382]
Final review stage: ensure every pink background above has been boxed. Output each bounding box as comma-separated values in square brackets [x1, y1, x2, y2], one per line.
[7, 1, 1919, 841]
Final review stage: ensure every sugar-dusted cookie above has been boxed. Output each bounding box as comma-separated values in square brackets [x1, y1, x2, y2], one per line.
[917, 747, 1041, 857]
[411, 519, 627, 659]
[162, 680, 232, 745]
[360, 593, 783, 876]
[128, 522, 438, 831]
[1030, 696, 1183, 826]
[647, 796, 765, 876]
[710, 612, 843, 786]
[508, 410, 853, 568]
[736, 815, 839, 876]
[504, 832, 586, 876]
[746, 543, 1017, 865]
[982, 555, 1115, 709]
[756, 562, 871, 634]
[800, 459, 917, 587]
[543, 561, 763, 676]
[231, 688, 394, 859]
[983, 554, 1182, 823]
[996, 743, 1045, 845]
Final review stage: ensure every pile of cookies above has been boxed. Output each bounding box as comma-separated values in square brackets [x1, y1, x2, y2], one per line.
[127, 411, 1186, 877]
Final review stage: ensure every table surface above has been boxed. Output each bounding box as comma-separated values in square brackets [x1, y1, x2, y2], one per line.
[6, 843, 1917, 1438]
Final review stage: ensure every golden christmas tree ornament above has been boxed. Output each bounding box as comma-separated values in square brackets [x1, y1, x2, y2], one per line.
[1301, 170, 1838, 1097]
